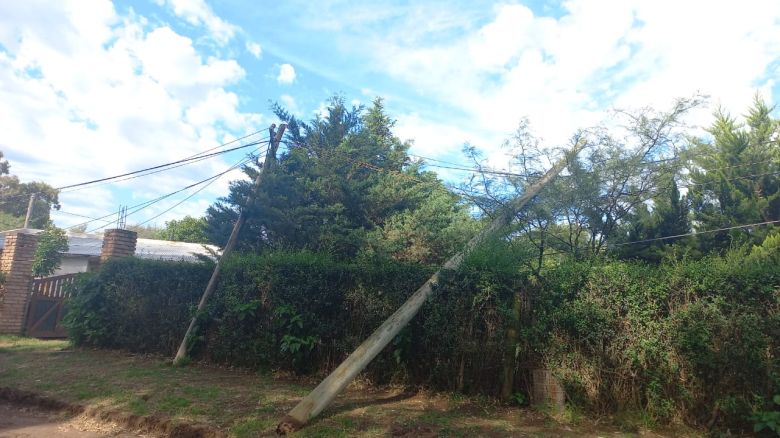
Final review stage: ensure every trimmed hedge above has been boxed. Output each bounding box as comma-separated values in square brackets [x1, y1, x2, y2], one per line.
[64, 258, 211, 353]
[65, 239, 780, 432]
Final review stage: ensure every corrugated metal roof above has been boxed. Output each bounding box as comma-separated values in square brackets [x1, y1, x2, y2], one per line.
[0, 228, 219, 262]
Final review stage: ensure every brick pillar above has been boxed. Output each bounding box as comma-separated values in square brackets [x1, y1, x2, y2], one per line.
[100, 229, 137, 262]
[0, 232, 38, 335]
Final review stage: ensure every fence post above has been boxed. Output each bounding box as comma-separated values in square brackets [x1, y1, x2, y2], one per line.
[0, 232, 38, 335]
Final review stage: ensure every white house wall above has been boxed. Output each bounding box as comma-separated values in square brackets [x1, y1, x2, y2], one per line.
[54, 256, 90, 275]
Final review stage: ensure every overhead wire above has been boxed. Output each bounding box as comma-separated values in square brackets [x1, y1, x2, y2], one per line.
[132, 154, 257, 228]
[2, 134, 773, 206]
[181, 129, 267, 160]
[68, 145, 266, 232]
[610, 219, 780, 247]
[57, 139, 269, 191]
[86, 148, 264, 233]
[59, 151, 235, 193]
[0, 132, 271, 204]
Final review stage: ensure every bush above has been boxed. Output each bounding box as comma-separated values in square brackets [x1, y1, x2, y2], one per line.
[535, 245, 779, 431]
[64, 239, 779, 433]
[64, 258, 212, 353]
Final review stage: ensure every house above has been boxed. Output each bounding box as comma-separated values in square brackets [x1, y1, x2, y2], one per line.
[0, 228, 218, 276]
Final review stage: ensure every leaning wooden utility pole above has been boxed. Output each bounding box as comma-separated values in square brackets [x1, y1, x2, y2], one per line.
[276, 139, 586, 434]
[23, 193, 36, 228]
[173, 124, 286, 365]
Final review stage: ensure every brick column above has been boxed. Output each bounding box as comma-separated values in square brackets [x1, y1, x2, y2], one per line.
[0, 232, 38, 335]
[100, 229, 137, 262]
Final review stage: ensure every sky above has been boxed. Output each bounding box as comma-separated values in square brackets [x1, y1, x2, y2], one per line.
[1, 0, 779, 231]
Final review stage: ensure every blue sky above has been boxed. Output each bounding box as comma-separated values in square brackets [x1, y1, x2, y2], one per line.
[1, 0, 779, 231]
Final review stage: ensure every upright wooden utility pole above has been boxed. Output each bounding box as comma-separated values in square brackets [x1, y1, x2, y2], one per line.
[23, 193, 36, 228]
[173, 124, 286, 365]
[276, 140, 586, 433]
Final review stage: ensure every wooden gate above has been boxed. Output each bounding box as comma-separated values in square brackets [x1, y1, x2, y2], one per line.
[25, 273, 78, 338]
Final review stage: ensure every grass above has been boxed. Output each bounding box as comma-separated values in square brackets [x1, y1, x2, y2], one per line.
[0, 336, 696, 437]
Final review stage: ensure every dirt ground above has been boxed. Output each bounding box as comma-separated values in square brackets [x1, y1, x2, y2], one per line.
[0, 336, 698, 437]
[0, 403, 140, 438]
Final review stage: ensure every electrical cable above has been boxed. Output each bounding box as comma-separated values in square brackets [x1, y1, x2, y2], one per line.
[0, 133, 272, 202]
[57, 139, 269, 191]
[610, 219, 780, 247]
[132, 155, 255, 228]
[66, 146, 265, 231]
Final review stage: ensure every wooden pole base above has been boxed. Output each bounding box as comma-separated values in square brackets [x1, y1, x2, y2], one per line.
[276, 416, 304, 435]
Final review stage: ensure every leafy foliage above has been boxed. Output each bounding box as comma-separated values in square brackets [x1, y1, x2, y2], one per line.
[0, 151, 60, 229]
[64, 95, 780, 435]
[205, 96, 475, 263]
[124, 224, 163, 239]
[65, 233, 778, 432]
[687, 95, 780, 252]
[31, 223, 68, 277]
[153, 216, 209, 243]
[64, 258, 212, 351]
[751, 394, 780, 435]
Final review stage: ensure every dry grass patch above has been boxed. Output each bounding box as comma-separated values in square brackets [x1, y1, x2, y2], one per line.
[0, 336, 696, 437]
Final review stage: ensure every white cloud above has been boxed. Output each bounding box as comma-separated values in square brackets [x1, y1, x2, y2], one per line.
[280, 94, 299, 115]
[315, 0, 780, 160]
[155, 0, 237, 45]
[0, 0, 262, 228]
[313, 101, 329, 118]
[246, 41, 262, 58]
[276, 63, 296, 84]
[395, 113, 476, 158]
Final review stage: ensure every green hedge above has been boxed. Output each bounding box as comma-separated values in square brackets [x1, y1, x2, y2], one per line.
[64, 258, 212, 353]
[64, 239, 780, 432]
[533, 242, 780, 430]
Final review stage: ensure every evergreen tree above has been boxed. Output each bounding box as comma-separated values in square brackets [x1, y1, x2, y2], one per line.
[615, 178, 691, 261]
[688, 96, 780, 251]
[205, 96, 474, 263]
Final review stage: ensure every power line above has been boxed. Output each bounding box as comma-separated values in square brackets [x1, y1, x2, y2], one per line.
[409, 154, 486, 169]
[611, 219, 780, 247]
[680, 169, 780, 189]
[420, 162, 536, 179]
[133, 155, 254, 228]
[60, 152, 230, 193]
[84, 149, 263, 233]
[0, 132, 272, 203]
[411, 142, 779, 183]
[182, 130, 267, 160]
[57, 139, 269, 191]
[55, 210, 114, 224]
[67, 146, 265, 232]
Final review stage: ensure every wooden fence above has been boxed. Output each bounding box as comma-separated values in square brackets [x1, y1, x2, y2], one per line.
[26, 273, 79, 338]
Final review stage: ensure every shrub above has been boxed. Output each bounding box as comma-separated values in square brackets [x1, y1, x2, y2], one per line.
[64, 258, 212, 353]
[64, 239, 779, 433]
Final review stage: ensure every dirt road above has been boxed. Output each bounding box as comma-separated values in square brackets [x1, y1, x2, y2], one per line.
[0, 404, 140, 438]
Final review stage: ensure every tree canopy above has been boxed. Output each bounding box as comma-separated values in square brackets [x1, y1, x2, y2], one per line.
[0, 151, 60, 229]
[204, 95, 779, 266]
[154, 216, 209, 243]
[206, 96, 476, 264]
